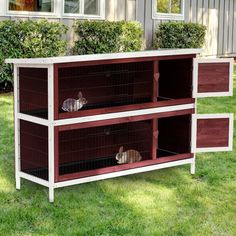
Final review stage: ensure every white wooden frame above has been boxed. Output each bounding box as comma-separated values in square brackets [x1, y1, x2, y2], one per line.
[193, 58, 234, 98]
[192, 113, 234, 153]
[6, 0, 58, 17]
[152, 0, 185, 21]
[5, 0, 105, 19]
[62, 0, 105, 20]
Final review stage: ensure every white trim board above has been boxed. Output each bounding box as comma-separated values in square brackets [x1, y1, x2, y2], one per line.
[6, 49, 203, 65]
[193, 113, 234, 153]
[5, 0, 105, 19]
[54, 158, 194, 189]
[19, 172, 49, 188]
[54, 103, 195, 126]
[193, 58, 234, 98]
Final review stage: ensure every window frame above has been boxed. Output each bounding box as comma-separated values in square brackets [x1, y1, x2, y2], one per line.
[63, 0, 105, 19]
[6, 0, 58, 17]
[152, 0, 185, 21]
[4, 0, 105, 19]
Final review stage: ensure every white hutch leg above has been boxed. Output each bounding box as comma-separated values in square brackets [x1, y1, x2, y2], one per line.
[190, 157, 196, 175]
[14, 65, 21, 190]
[48, 65, 55, 202]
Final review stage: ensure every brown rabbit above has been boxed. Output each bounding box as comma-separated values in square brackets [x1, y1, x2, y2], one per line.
[116, 146, 142, 164]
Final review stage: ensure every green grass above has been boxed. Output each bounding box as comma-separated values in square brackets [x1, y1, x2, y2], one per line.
[0, 66, 236, 235]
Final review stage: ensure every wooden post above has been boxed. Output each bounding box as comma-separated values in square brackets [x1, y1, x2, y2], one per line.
[152, 60, 159, 160]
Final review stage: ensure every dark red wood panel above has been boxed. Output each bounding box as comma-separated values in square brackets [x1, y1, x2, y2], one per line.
[19, 68, 48, 118]
[20, 121, 48, 179]
[197, 118, 230, 148]
[198, 63, 230, 93]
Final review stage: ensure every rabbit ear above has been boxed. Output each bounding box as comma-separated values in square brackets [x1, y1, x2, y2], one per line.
[78, 91, 83, 98]
[119, 146, 123, 154]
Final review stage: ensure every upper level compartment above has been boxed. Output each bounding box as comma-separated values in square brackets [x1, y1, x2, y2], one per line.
[6, 49, 201, 120]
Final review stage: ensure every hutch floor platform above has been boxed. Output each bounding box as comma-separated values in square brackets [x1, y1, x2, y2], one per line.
[6, 49, 234, 202]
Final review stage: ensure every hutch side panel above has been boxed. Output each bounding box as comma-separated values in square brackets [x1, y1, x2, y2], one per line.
[19, 68, 48, 119]
[20, 120, 48, 180]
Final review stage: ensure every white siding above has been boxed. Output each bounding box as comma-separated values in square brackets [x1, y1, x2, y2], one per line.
[137, 0, 236, 57]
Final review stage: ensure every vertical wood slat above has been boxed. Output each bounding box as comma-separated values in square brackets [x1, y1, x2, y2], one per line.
[136, 0, 145, 25]
[144, 0, 154, 48]
[191, 0, 197, 23]
[233, 0, 236, 55]
[184, 0, 190, 22]
[218, 0, 225, 56]
[54, 127, 59, 182]
[54, 64, 59, 120]
[223, 0, 229, 54]
[152, 60, 159, 160]
[126, 0, 136, 21]
[116, 0, 126, 20]
[228, 0, 234, 55]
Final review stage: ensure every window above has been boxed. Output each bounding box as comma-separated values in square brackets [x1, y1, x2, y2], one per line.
[152, 0, 184, 20]
[8, 0, 54, 13]
[64, 0, 101, 17]
[6, 0, 105, 19]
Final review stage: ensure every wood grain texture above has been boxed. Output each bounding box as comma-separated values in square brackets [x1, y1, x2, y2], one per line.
[197, 118, 230, 148]
[20, 121, 48, 177]
[198, 63, 230, 93]
[19, 68, 48, 118]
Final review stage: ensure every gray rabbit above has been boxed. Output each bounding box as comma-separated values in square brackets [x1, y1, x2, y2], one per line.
[62, 92, 87, 112]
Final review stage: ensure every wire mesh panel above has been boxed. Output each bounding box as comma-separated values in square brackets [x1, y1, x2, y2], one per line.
[159, 59, 193, 100]
[20, 120, 48, 180]
[19, 68, 48, 119]
[58, 120, 153, 178]
[58, 61, 153, 114]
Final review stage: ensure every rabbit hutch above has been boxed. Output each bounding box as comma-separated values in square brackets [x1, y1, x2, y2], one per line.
[6, 49, 234, 202]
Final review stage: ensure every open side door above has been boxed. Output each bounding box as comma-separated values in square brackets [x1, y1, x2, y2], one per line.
[193, 58, 234, 98]
[192, 114, 234, 153]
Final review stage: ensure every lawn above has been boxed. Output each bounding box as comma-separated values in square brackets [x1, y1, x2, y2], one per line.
[0, 66, 235, 236]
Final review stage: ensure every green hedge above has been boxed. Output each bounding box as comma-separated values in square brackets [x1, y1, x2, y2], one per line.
[73, 20, 144, 55]
[153, 22, 206, 49]
[0, 20, 68, 87]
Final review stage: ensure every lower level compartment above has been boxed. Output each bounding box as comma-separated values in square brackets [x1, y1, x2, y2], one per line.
[20, 114, 192, 182]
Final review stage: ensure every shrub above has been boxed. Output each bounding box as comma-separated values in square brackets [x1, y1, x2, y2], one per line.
[153, 22, 206, 49]
[73, 20, 143, 55]
[0, 20, 68, 88]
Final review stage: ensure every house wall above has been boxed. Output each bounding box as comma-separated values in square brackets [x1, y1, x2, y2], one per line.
[137, 0, 236, 57]
[0, 0, 136, 49]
